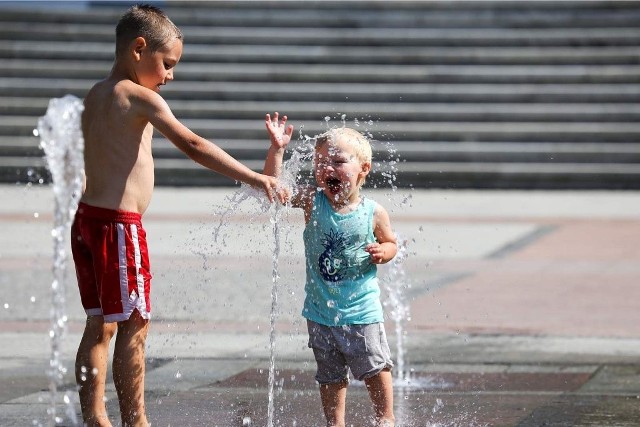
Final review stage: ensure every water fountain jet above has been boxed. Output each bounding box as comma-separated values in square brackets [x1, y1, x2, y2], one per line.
[37, 94, 84, 426]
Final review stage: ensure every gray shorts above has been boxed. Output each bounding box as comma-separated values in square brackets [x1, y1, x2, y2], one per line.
[307, 320, 394, 384]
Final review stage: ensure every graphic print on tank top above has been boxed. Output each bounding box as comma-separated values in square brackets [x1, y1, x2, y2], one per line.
[318, 228, 347, 282]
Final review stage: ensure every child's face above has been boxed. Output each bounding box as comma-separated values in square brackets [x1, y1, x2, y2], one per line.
[136, 38, 183, 92]
[314, 138, 370, 202]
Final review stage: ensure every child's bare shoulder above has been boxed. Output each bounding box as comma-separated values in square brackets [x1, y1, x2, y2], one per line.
[87, 78, 165, 119]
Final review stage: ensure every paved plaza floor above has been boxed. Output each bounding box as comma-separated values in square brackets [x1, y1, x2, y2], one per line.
[1, 185, 639, 426]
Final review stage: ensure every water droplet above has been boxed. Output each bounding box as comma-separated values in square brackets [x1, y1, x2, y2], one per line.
[3, 303, 8, 309]
[175, 371, 182, 379]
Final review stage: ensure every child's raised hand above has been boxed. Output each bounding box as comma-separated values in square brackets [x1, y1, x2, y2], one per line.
[265, 112, 293, 149]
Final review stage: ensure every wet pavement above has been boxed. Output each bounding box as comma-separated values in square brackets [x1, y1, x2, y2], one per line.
[1, 185, 639, 426]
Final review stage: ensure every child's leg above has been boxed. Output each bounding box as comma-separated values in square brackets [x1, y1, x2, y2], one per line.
[364, 368, 395, 426]
[113, 309, 150, 427]
[75, 315, 117, 427]
[319, 379, 348, 427]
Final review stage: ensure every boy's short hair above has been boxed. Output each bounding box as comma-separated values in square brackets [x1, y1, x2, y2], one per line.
[115, 4, 183, 57]
[315, 127, 373, 165]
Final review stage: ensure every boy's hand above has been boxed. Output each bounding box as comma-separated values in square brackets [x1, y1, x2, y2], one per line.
[265, 112, 293, 149]
[255, 173, 289, 204]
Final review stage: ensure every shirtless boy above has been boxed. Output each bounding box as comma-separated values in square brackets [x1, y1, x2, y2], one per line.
[71, 5, 281, 426]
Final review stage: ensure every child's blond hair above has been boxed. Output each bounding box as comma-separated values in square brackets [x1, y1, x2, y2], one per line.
[315, 128, 372, 164]
[315, 127, 372, 187]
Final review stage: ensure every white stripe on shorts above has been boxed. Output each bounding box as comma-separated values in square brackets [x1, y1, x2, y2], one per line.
[129, 223, 148, 316]
[117, 223, 129, 313]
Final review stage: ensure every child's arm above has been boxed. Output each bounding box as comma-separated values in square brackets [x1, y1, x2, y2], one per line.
[263, 112, 316, 220]
[365, 204, 398, 264]
[136, 88, 281, 201]
[263, 112, 293, 177]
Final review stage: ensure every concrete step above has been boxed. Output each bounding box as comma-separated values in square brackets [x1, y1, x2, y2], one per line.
[150, 140, 640, 164]
[3, 41, 640, 66]
[4, 116, 640, 143]
[4, 156, 639, 189]
[4, 134, 639, 165]
[108, 158, 640, 189]
[5, 97, 640, 123]
[4, 1, 640, 29]
[3, 60, 640, 84]
[1, 21, 639, 47]
[2, 79, 640, 104]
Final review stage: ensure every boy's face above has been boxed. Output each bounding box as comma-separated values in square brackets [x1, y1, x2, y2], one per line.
[134, 37, 183, 92]
[314, 139, 370, 201]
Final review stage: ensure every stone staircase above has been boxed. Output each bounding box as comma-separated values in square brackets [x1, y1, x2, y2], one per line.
[1, 0, 639, 189]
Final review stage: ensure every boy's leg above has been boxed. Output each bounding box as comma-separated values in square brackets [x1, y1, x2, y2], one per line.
[319, 379, 348, 427]
[364, 368, 395, 426]
[113, 309, 150, 427]
[76, 315, 117, 427]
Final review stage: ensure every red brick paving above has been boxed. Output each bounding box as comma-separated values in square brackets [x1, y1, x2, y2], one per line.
[410, 219, 640, 338]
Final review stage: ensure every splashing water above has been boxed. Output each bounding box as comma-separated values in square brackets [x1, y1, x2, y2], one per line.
[267, 202, 282, 427]
[208, 120, 410, 424]
[207, 134, 312, 425]
[36, 94, 84, 426]
[380, 236, 411, 383]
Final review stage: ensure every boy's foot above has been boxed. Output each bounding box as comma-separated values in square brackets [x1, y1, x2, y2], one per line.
[83, 413, 113, 427]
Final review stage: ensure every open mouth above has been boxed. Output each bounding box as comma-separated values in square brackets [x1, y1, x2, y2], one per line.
[326, 177, 342, 193]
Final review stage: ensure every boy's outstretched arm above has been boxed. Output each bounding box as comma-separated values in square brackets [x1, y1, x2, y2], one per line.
[263, 112, 293, 177]
[141, 90, 280, 201]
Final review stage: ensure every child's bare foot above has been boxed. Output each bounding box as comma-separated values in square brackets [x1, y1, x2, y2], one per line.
[83, 413, 113, 427]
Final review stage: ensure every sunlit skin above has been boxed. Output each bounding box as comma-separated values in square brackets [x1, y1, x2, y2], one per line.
[264, 113, 397, 426]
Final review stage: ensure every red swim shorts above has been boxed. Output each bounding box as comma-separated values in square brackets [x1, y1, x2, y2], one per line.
[71, 202, 152, 323]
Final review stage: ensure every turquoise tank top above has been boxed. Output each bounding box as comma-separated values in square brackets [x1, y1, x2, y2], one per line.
[302, 190, 384, 326]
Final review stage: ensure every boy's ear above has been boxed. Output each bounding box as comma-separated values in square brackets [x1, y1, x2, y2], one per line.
[132, 37, 147, 61]
[360, 162, 371, 176]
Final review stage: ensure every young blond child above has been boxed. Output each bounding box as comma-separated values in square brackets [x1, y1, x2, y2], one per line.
[264, 113, 397, 426]
[71, 5, 282, 426]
